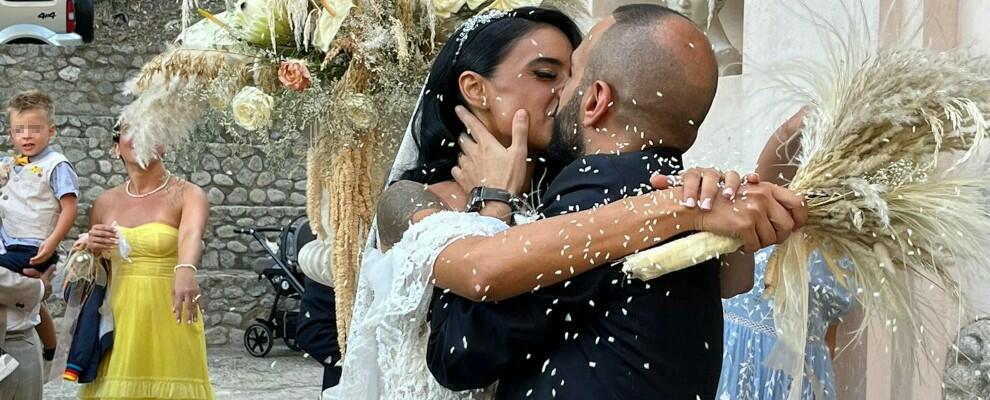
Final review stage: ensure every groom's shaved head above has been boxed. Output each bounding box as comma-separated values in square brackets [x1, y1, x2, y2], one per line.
[580, 4, 719, 150]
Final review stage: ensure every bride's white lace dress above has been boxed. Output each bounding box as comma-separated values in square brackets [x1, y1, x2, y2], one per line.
[323, 211, 508, 400]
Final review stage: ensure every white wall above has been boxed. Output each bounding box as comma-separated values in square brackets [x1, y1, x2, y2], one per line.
[959, 0, 990, 55]
[687, 1, 882, 172]
[957, 0, 990, 320]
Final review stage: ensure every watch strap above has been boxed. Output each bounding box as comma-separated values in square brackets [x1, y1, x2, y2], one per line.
[467, 187, 516, 212]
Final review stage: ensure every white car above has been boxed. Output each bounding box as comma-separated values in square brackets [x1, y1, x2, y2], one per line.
[0, 0, 93, 45]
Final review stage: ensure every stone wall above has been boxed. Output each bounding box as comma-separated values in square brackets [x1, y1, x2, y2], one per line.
[0, 42, 307, 346]
[92, 0, 228, 47]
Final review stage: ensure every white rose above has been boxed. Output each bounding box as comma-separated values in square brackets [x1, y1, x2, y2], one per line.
[466, 0, 485, 9]
[231, 86, 274, 131]
[313, 0, 354, 53]
[432, 0, 467, 18]
[344, 93, 375, 131]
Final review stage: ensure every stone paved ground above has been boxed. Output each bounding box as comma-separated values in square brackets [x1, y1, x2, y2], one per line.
[43, 345, 325, 399]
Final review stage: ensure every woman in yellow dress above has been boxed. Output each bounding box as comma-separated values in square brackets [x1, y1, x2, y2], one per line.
[78, 126, 214, 399]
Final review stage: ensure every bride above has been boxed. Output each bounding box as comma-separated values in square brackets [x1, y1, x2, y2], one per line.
[325, 8, 584, 399]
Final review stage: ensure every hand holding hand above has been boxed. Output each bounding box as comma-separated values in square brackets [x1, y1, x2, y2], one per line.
[690, 182, 807, 252]
[651, 168, 761, 210]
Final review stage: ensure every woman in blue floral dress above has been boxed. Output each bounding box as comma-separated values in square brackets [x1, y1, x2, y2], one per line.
[718, 109, 854, 399]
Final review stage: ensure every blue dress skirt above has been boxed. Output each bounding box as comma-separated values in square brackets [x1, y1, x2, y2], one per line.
[718, 247, 853, 400]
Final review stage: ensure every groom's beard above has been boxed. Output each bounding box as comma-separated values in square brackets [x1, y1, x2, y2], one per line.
[547, 95, 584, 166]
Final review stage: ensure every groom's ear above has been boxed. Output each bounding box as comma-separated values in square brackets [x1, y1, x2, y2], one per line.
[458, 71, 489, 110]
[582, 80, 613, 128]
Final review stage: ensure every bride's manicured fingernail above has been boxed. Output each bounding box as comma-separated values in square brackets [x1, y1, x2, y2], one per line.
[684, 198, 697, 208]
[700, 198, 712, 210]
[723, 188, 734, 198]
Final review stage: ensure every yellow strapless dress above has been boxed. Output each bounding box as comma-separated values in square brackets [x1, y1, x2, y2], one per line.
[80, 223, 214, 400]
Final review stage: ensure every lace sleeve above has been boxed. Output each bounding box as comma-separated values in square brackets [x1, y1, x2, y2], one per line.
[326, 211, 509, 400]
[395, 211, 510, 272]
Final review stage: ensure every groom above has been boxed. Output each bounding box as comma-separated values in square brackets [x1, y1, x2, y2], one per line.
[426, 5, 787, 399]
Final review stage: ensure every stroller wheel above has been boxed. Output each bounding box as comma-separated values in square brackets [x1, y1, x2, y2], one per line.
[283, 336, 302, 352]
[244, 323, 274, 357]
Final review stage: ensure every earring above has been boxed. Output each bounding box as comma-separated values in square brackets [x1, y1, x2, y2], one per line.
[482, 96, 488, 108]
[110, 148, 120, 159]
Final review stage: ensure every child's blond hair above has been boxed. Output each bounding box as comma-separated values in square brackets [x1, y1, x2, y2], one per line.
[6, 90, 54, 124]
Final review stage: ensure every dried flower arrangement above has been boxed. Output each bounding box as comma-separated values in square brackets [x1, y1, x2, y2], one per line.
[124, 0, 542, 354]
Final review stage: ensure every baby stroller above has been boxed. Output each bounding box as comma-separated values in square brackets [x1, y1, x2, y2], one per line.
[234, 215, 314, 357]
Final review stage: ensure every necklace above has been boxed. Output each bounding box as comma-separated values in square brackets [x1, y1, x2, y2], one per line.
[126, 172, 172, 198]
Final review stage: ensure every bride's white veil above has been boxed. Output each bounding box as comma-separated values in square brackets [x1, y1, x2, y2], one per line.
[328, 80, 502, 400]
[362, 81, 426, 252]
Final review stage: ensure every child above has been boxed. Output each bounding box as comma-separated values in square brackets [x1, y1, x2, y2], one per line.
[0, 90, 79, 364]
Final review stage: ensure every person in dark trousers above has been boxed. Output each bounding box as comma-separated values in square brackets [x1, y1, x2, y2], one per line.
[296, 276, 342, 390]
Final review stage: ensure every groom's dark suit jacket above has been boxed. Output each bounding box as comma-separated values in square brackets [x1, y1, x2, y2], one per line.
[426, 147, 724, 400]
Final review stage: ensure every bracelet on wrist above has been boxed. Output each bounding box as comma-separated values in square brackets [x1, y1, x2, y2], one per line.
[174, 264, 198, 272]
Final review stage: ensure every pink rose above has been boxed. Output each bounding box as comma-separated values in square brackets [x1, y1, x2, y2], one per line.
[278, 60, 312, 92]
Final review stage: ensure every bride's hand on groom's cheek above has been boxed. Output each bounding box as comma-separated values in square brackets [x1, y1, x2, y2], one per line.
[451, 106, 530, 196]
[650, 168, 761, 210]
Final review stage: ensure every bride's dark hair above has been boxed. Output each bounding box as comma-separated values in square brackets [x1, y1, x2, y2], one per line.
[399, 7, 582, 186]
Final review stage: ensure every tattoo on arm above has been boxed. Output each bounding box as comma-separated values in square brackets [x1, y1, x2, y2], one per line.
[168, 178, 188, 207]
[376, 180, 448, 251]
